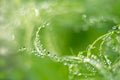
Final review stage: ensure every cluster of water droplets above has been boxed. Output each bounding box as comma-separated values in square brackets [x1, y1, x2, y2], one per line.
[16, 5, 120, 79]
[18, 23, 119, 80]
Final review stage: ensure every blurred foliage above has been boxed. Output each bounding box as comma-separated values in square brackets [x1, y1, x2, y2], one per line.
[0, 0, 120, 80]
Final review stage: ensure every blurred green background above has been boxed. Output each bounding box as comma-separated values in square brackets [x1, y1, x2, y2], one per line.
[0, 0, 120, 80]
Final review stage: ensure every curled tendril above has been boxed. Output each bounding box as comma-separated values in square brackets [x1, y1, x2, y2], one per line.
[33, 24, 120, 80]
[87, 25, 120, 57]
[87, 31, 114, 57]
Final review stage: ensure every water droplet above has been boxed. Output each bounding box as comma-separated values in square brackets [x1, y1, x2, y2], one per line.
[47, 52, 50, 56]
[40, 55, 44, 58]
[91, 55, 97, 59]
[69, 64, 73, 69]
[46, 23, 50, 26]
[35, 53, 38, 56]
[104, 56, 111, 66]
[83, 58, 90, 62]
[53, 55, 60, 62]
[64, 62, 68, 66]
[73, 71, 78, 75]
[18, 46, 26, 52]
[87, 44, 92, 50]
[78, 73, 81, 76]
[48, 54, 58, 61]
[43, 48, 46, 52]
[81, 55, 85, 59]
[85, 75, 88, 78]
[31, 49, 37, 54]
[78, 51, 83, 58]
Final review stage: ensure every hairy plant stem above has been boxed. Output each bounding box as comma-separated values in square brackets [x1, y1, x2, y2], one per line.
[87, 31, 114, 57]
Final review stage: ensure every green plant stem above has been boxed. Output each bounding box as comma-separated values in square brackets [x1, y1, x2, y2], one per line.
[87, 31, 114, 57]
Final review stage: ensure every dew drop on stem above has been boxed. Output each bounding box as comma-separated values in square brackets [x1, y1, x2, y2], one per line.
[18, 46, 26, 52]
[31, 49, 37, 54]
[78, 73, 82, 76]
[47, 51, 50, 56]
[40, 55, 44, 58]
[64, 62, 68, 66]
